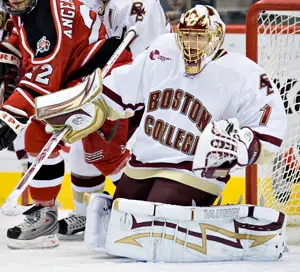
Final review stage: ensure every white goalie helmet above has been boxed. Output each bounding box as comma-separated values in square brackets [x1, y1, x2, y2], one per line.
[176, 5, 226, 75]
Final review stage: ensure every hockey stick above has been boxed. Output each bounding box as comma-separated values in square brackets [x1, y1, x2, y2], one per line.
[1, 27, 138, 216]
[1, 127, 69, 215]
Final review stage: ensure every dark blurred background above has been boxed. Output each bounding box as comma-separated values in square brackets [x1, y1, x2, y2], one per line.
[161, 0, 260, 25]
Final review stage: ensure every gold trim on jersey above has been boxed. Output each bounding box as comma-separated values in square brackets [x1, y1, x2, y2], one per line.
[124, 166, 223, 196]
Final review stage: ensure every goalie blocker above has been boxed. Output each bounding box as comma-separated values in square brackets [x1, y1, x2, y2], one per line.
[85, 194, 286, 262]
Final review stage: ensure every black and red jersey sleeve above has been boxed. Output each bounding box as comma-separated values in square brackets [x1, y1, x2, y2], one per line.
[2, 0, 107, 116]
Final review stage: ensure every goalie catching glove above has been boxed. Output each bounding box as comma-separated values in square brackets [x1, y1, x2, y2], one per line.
[193, 118, 261, 179]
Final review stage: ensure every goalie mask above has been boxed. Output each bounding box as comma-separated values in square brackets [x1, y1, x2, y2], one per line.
[0, 0, 37, 16]
[176, 5, 225, 75]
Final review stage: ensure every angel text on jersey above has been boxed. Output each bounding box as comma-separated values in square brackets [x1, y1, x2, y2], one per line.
[144, 88, 212, 155]
[150, 50, 171, 62]
[60, 0, 75, 39]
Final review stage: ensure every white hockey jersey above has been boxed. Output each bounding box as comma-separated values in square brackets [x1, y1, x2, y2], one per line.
[101, 33, 287, 196]
[81, 0, 171, 58]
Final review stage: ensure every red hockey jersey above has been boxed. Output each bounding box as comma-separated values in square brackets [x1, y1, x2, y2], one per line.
[3, 0, 107, 116]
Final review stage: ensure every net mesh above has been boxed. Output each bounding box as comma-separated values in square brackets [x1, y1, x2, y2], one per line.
[256, 10, 300, 223]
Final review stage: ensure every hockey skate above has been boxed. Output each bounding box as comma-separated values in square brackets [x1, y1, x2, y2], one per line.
[58, 213, 86, 240]
[7, 205, 59, 249]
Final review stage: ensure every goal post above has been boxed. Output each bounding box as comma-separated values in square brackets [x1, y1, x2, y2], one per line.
[245, 0, 300, 234]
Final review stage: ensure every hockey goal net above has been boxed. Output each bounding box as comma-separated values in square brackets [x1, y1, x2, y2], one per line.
[246, 0, 300, 242]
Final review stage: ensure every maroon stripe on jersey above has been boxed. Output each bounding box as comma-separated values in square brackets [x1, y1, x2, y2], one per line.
[129, 153, 193, 171]
[102, 85, 144, 111]
[254, 132, 282, 147]
[71, 174, 105, 188]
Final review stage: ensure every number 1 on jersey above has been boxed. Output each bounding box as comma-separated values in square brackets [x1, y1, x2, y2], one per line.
[260, 104, 272, 126]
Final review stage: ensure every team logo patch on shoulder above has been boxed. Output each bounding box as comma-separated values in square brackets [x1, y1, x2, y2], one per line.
[149, 50, 171, 62]
[36, 36, 51, 55]
[131, 2, 146, 22]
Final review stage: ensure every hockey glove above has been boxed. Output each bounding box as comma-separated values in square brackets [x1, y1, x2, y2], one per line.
[0, 106, 28, 150]
[193, 118, 261, 179]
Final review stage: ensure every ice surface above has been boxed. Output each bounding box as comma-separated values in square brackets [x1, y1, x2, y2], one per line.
[1, 210, 300, 272]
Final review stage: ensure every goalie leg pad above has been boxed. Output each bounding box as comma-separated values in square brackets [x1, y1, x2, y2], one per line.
[105, 199, 286, 262]
[84, 193, 112, 252]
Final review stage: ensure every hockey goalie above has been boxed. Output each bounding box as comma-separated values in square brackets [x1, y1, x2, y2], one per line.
[35, 5, 287, 262]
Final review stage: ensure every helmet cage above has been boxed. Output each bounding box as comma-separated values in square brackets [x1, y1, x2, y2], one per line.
[0, 10, 6, 29]
[1, 0, 38, 16]
[176, 6, 225, 75]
